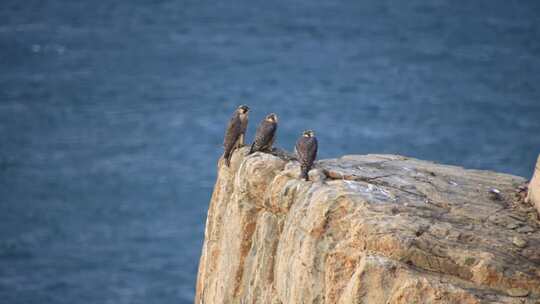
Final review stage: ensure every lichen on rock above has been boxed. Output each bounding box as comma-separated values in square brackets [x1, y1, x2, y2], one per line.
[196, 147, 540, 304]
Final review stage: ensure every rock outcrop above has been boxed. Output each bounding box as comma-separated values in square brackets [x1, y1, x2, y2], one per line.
[196, 147, 540, 304]
[528, 154, 540, 215]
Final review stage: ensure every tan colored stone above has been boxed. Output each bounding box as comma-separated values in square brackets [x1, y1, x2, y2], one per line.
[513, 236, 528, 248]
[507, 288, 530, 297]
[196, 148, 540, 303]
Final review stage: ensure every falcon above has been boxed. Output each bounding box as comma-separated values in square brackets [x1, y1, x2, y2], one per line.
[222, 104, 250, 167]
[295, 130, 318, 181]
[249, 113, 278, 155]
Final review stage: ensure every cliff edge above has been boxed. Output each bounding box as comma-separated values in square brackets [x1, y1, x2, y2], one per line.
[196, 147, 540, 304]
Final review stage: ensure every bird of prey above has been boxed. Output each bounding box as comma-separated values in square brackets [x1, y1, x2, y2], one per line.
[249, 113, 278, 155]
[295, 130, 318, 181]
[223, 104, 250, 167]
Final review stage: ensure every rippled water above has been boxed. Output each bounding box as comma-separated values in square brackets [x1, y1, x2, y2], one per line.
[1, 1, 539, 303]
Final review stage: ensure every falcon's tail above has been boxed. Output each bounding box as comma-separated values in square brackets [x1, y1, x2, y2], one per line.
[223, 151, 231, 167]
[300, 165, 309, 181]
[248, 143, 256, 155]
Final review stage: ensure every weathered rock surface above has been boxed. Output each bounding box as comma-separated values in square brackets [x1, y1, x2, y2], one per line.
[196, 147, 540, 304]
[528, 154, 540, 215]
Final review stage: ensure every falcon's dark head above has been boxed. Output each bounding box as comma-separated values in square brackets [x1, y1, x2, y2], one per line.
[303, 130, 315, 137]
[237, 105, 250, 114]
[266, 113, 278, 123]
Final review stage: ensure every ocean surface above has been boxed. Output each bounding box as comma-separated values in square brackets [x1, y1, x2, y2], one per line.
[1, 1, 539, 303]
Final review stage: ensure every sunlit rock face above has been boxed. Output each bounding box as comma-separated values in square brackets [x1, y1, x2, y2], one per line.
[528, 154, 540, 216]
[196, 147, 540, 304]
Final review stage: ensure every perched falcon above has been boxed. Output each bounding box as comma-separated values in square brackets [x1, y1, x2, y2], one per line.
[223, 105, 250, 167]
[295, 130, 318, 181]
[249, 113, 278, 155]
[237, 105, 249, 148]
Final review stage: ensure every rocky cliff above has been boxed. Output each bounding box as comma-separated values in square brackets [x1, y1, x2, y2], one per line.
[196, 147, 540, 304]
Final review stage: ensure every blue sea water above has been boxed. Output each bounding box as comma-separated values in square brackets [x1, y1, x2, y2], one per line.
[0, 1, 539, 303]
